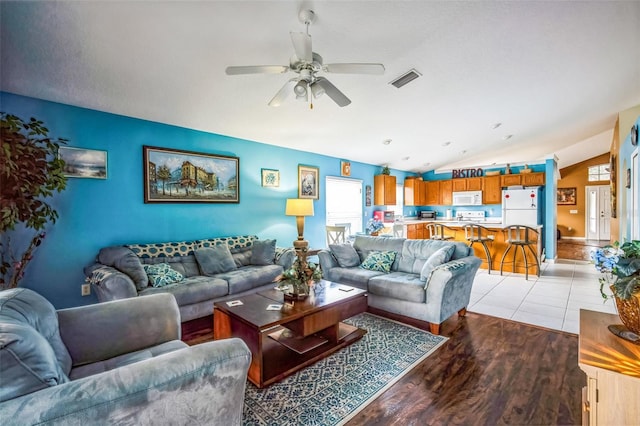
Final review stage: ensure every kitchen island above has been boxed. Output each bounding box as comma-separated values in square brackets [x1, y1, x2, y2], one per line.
[391, 218, 543, 275]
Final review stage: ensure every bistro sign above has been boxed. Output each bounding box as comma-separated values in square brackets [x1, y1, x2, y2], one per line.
[452, 168, 483, 178]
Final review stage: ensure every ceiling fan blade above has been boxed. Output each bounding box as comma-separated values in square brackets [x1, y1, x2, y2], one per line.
[268, 79, 297, 107]
[314, 77, 351, 107]
[225, 65, 288, 75]
[290, 32, 312, 62]
[323, 63, 385, 75]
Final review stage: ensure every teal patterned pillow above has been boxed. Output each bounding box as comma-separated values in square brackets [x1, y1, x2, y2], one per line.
[360, 250, 396, 273]
[143, 263, 184, 288]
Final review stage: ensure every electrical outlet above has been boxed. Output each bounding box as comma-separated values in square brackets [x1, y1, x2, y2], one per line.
[81, 283, 91, 296]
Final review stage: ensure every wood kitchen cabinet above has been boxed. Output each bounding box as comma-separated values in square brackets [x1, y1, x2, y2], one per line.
[374, 174, 396, 205]
[482, 175, 502, 204]
[522, 172, 545, 186]
[439, 180, 452, 205]
[425, 181, 439, 205]
[466, 177, 483, 191]
[404, 178, 425, 206]
[452, 179, 466, 192]
[579, 310, 640, 426]
[500, 174, 522, 187]
[406, 223, 426, 239]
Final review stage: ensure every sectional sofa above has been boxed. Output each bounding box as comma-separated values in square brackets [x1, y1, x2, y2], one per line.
[318, 235, 481, 334]
[84, 235, 295, 323]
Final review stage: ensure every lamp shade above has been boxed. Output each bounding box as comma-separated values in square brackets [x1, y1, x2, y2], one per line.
[285, 198, 314, 216]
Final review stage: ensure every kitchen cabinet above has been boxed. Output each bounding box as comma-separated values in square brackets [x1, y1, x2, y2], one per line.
[439, 180, 452, 205]
[578, 310, 640, 426]
[466, 177, 483, 191]
[522, 172, 545, 186]
[406, 223, 426, 239]
[374, 174, 396, 205]
[482, 175, 502, 204]
[404, 178, 425, 206]
[500, 174, 522, 187]
[452, 179, 466, 192]
[425, 181, 439, 205]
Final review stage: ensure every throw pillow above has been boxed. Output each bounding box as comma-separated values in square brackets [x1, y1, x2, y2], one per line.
[195, 245, 237, 276]
[143, 263, 184, 288]
[329, 243, 360, 268]
[360, 250, 397, 273]
[250, 239, 276, 266]
[420, 245, 455, 281]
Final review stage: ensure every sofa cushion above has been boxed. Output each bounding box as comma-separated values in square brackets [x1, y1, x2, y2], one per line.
[353, 235, 404, 271]
[329, 243, 360, 267]
[142, 255, 201, 278]
[216, 264, 283, 294]
[195, 246, 237, 275]
[0, 288, 72, 403]
[250, 239, 276, 266]
[233, 248, 253, 267]
[360, 251, 397, 273]
[368, 273, 427, 303]
[420, 245, 455, 281]
[139, 276, 229, 306]
[322, 267, 382, 290]
[143, 263, 185, 288]
[98, 246, 148, 290]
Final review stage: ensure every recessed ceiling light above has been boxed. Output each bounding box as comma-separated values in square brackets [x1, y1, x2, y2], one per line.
[382, 139, 392, 145]
[441, 141, 451, 146]
[461, 150, 467, 155]
[503, 134, 513, 141]
[423, 162, 431, 167]
[402, 156, 410, 161]
[492, 123, 502, 129]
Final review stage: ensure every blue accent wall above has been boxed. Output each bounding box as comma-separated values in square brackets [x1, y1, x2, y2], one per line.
[1, 92, 415, 308]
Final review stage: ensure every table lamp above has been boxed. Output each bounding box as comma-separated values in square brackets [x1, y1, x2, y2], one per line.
[285, 198, 314, 251]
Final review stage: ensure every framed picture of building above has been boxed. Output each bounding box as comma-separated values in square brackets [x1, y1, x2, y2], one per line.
[298, 165, 319, 199]
[143, 145, 239, 203]
[58, 146, 107, 179]
[557, 187, 576, 205]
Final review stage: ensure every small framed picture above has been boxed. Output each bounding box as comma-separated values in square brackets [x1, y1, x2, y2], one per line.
[365, 185, 372, 206]
[626, 168, 631, 189]
[557, 187, 576, 205]
[58, 146, 107, 179]
[261, 168, 280, 187]
[341, 160, 351, 177]
[298, 165, 319, 199]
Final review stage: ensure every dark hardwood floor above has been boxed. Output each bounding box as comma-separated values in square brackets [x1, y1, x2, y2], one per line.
[186, 312, 585, 425]
[556, 238, 607, 261]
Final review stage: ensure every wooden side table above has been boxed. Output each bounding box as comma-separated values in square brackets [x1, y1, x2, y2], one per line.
[578, 309, 640, 425]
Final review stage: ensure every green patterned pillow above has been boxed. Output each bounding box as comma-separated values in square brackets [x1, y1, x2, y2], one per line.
[360, 250, 396, 273]
[143, 263, 184, 288]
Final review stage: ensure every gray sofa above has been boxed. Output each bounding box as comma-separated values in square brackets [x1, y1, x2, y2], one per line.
[0, 287, 251, 425]
[318, 235, 481, 334]
[84, 235, 295, 323]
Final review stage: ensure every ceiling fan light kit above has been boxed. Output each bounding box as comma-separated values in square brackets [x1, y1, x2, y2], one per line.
[225, 9, 384, 108]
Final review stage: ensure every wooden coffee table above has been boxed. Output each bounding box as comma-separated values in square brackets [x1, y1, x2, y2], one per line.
[213, 280, 367, 388]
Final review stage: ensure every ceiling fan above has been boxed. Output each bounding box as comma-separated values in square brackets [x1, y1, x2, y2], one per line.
[225, 9, 385, 108]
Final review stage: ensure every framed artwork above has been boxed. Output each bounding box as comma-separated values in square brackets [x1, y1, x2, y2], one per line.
[58, 146, 107, 179]
[261, 168, 280, 187]
[341, 160, 351, 177]
[143, 145, 239, 203]
[298, 165, 319, 199]
[626, 168, 631, 189]
[610, 154, 616, 218]
[557, 187, 576, 205]
[365, 185, 372, 206]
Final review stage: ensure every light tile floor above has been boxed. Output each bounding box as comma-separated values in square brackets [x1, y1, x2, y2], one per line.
[468, 259, 617, 334]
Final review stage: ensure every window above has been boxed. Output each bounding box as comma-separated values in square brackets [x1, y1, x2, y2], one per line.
[389, 184, 404, 216]
[588, 164, 610, 182]
[325, 176, 363, 236]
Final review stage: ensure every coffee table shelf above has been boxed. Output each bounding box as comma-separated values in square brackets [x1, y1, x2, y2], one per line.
[213, 281, 367, 388]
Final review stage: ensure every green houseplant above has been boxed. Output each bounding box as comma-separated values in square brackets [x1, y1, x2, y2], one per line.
[276, 248, 322, 300]
[591, 240, 640, 334]
[0, 113, 68, 289]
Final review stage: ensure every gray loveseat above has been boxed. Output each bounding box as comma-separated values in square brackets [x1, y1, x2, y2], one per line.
[85, 235, 295, 323]
[0, 288, 251, 425]
[318, 235, 481, 334]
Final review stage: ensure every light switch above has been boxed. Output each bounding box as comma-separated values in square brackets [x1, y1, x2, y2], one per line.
[569, 209, 578, 214]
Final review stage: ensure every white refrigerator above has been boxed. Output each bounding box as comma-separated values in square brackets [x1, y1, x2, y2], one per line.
[502, 187, 541, 227]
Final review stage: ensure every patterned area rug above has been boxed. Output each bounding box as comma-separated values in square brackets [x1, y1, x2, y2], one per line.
[243, 313, 447, 426]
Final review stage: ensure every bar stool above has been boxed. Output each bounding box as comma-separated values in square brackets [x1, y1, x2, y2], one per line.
[425, 223, 455, 240]
[499, 225, 540, 280]
[463, 224, 496, 274]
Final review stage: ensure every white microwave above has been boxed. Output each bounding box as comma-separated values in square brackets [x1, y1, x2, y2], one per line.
[452, 190, 483, 206]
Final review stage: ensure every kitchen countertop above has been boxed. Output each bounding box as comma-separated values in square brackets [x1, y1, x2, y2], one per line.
[395, 218, 542, 229]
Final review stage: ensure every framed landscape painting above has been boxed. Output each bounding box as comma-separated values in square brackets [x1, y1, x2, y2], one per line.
[298, 165, 319, 199]
[557, 187, 576, 205]
[59, 147, 107, 179]
[143, 145, 239, 203]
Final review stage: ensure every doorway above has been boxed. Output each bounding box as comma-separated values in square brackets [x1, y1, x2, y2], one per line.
[325, 176, 363, 240]
[585, 185, 611, 241]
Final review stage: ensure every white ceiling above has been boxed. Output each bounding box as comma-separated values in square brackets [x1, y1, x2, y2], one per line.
[2, 1, 639, 173]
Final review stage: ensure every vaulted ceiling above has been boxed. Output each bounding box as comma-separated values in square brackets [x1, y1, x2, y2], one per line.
[1, 1, 639, 173]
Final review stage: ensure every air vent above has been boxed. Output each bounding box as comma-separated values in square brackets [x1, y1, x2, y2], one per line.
[390, 69, 421, 88]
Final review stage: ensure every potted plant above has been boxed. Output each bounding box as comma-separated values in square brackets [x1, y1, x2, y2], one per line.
[381, 165, 391, 175]
[0, 113, 68, 289]
[366, 218, 385, 236]
[276, 248, 322, 300]
[591, 240, 640, 334]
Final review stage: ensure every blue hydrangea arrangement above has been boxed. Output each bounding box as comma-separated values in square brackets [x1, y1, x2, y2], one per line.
[591, 240, 640, 300]
[366, 218, 385, 234]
